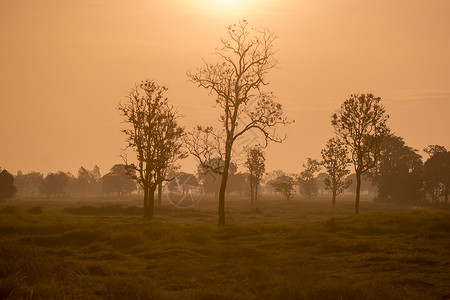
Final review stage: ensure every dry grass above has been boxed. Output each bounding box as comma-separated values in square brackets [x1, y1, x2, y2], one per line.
[1, 196, 449, 299]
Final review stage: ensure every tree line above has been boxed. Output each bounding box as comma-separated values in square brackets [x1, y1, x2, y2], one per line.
[0, 164, 135, 200]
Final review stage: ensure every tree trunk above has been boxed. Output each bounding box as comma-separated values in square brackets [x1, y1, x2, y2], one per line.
[157, 182, 162, 206]
[218, 145, 232, 226]
[355, 171, 361, 215]
[218, 169, 228, 226]
[143, 186, 149, 219]
[445, 186, 448, 203]
[250, 177, 255, 204]
[332, 189, 336, 205]
[255, 183, 258, 203]
[147, 185, 156, 220]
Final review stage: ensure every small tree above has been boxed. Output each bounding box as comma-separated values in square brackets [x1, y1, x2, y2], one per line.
[332, 93, 389, 214]
[102, 164, 136, 197]
[118, 80, 186, 220]
[368, 135, 423, 203]
[321, 138, 352, 205]
[40, 171, 70, 197]
[14, 171, 43, 198]
[297, 158, 321, 199]
[186, 20, 289, 226]
[269, 173, 294, 200]
[76, 166, 96, 196]
[245, 146, 265, 204]
[423, 145, 450, 203]
[0, 168, 17, 201]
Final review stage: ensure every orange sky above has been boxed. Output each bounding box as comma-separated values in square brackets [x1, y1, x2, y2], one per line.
[1, 0, 449, 177]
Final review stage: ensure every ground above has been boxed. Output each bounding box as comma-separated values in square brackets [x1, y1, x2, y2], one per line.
[1, 195, 449, 299]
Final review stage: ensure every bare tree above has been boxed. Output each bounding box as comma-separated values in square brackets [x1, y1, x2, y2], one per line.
[332, 93, 389, 214]
[245, 146, 265, 204]
[118, 80, 186, 220]
[185, 20, 289, 226]
[321, 138, 352, 205]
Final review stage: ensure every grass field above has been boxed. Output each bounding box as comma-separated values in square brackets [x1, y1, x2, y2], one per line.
[1, 196, 450, 299]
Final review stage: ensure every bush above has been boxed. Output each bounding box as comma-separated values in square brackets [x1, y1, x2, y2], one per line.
[28, 205, 43, 215]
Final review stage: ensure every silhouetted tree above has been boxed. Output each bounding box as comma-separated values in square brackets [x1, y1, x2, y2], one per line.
[118, 80, 186, 220]
[76, 166, 96, 196]
[423, 145, 450, 203]
[245, 146, 265, 203]
[316, 173, 329, 195]
[14, 171, 44, 198]
[227, 172, 249, 196]
[368, 135, 423, 203]
[269, 173, 294, 200]
[0, 168, 17, 201]
[345, 173, 376, 196]
[197, 159, 238, 197]
[40, 171, 70, 197]
[297, 158, 321, 199]
[186, 20, 289, 226]
[424, 145, 447, 157]
[321, 138, 352, 205]
[332, 93, 390, 214]
[167, 171, 199, 196]
[102, 164, 136, 197]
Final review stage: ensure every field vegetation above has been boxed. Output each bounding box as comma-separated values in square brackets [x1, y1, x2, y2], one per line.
[1, 196, 450, 299]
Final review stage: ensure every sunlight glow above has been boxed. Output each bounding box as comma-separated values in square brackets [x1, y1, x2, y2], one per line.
[199, 0, 257, 12]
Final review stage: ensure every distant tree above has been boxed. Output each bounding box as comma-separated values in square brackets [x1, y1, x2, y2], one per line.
[269, 173, 295, 200]
[92, 165, 101, 182]
[245, 146, 266, 203]
[14, 171, 44, 197]
[197, 159, 237, 197]
[185, 20, 289, 226]
[424, 145, 447, 157]
[0, 168, 17, 201]
[118, 80, 186, 220]
[102, 164, 136, 197]
[423, 146, 450, 203]
[76, 166, 96, 196]
[345, 173, 376, 196]
[321, 138, 352, 205]
[227, 172, 249, 196]
[167, 171, 199, 196]
[368, 135, 423, 203]
[40, 171, 70, 197]
[297, 158, 321, 199]
[315, 173, 329, 195]
[332, 93, 390, 214]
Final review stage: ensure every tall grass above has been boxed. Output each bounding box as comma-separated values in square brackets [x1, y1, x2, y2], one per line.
[0, 202, 449, 299]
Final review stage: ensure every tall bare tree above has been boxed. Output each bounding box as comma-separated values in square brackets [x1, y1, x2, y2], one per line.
[186, 20, 289, 225]
[332, 93, 389, 214]
[245, 146, 265, 204]
[118, 80, 186, 220]
[321, 138, 352, 205]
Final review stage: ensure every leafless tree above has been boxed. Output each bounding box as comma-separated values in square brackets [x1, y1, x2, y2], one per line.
[185, 20, 289, 225]
[118, 80, 186, 220]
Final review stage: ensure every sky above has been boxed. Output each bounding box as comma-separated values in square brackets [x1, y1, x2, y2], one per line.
[1, 0, 450, 177]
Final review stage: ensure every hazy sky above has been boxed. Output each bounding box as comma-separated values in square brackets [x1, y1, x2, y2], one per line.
[1, 0, 449, 177]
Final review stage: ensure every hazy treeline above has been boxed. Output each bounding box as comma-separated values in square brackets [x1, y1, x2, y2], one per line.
[0, 164, 135, 200]
[1, 141, 448, 205]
